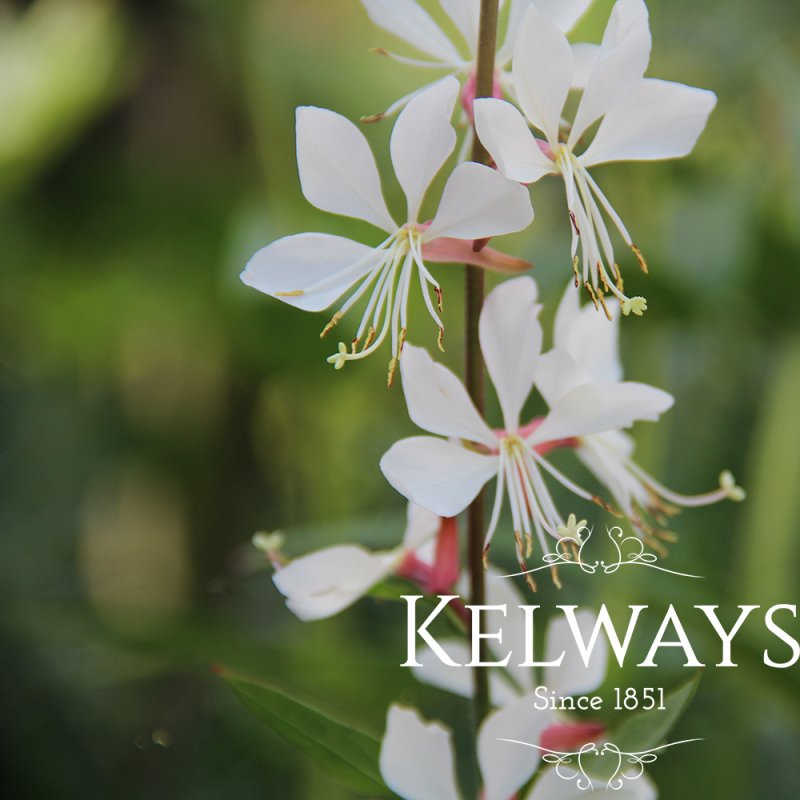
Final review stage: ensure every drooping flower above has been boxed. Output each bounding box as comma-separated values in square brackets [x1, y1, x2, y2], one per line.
[241, 77, 533, 385]
[474, 0, 717, 316]
[361, 0, 594, 123]
[535, 282, 745, 544]
[411, 573, 608, 800]
[270, 503, 458, 621]
[379, 276, 672, 583]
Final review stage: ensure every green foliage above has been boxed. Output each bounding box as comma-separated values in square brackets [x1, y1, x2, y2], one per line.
[220, 668, 392, 797]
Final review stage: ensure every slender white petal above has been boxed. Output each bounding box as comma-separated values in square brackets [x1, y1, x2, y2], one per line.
[533, 0, 593, 34]
[554, 283, 623, 383]
[543, 611, 608, 698]
[362, 0, 463, 65]
[498, 0, 591, 64]
[535, 348, 591, 407]
[581, 78, 718, 167]
[414, 639, 473, 697]
[380, 706, 461, 800]
[571, 42, 601, 89]
[392, 77, 460, 222]
[569, 0, 652, 147]
[296, 107, 396, 232]
[402, 502, 442, 551]
[273, 545, 397, 621]
[474, 98, 556, 184]
[400, 345, 497, 446]
[530, 382, 674, 445]
[439, 0, 481, 55]
[479, 693, 553, 800]
[527, 768, 658, 799]
[426, 162, 534, 240]
[480, 277, 543, 431]
[242, 233, 380, 312]
[513, 6, 574, 145]
[381, 437, 499, 518]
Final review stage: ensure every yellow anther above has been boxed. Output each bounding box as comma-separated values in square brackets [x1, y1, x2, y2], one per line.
[276, 290, 304, 298]
[320, 311, 342, 339]
[387, 357, 398, 388]
[631, 244, 649, 274]
[437, 327, 445, 352]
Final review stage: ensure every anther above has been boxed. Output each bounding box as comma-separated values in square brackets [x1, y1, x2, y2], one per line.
[320, 311, 342, 339]
[631, 244, 649, 274]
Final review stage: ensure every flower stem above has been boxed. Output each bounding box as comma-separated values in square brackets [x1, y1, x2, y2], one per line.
[466, 0, 500, 729]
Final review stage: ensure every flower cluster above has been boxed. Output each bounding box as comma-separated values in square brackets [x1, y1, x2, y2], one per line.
[240, 2, 743, 798]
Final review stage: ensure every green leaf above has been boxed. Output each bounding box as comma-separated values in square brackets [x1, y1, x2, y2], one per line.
[611, 672, 703, 753]
[218, 668, 391, 797]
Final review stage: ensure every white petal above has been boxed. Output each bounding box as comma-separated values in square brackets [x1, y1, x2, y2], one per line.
[439, 0, 481, 54]
[480, 277, 543, 431]
[478, 693, 553, 800]
[527, 767, 658, 799]
[513, 6, 574, 145]
[569, 0, 652, 147]
[392, 77, 459, 222]
[571, 43, 601, 89]
[296, 106, 395, 232]
[400, 344, 497, 446]
[554, 283, 623, 383]
[542, 610, 608, 697]
[380, 706, 461, 800]
[529, 382, 674, 446]
[474, 98, 556, 184]
[362, 0, 463, 64]
[413, 639, 474, 697]
[273, 545, 396, 621]
[381, 437, 499, 518]
[426, 162, 534, 240]
[535, 349, 591, 408]
[402, 502, 442, 551]
[581, 78, 718, 167]
[532, 0, 593, 33]
[241, 233, 379, 312]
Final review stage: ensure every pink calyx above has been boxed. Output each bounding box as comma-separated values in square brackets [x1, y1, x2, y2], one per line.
[490, 417, 579, 456]
[423, 237, 532, 274]
[396, 516, 460, 595]
[461, 68, 504, 122]
[540, 721, 607, 752]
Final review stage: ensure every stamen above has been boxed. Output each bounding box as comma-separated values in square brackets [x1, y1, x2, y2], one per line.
[631, 244, 649, 274]
[320, 311, 342, 339]
[275, 290, 304, 298]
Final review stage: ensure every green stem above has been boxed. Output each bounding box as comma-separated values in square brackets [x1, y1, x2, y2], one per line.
[466, 0, 500, 730]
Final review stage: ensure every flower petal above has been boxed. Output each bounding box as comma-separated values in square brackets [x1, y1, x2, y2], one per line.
[241, 233, 380, 312]
[543, 610, 608, 697]
[439, 0, 481, 54]
[402, 502, 442, 551]
[480, 276, 543, 431]
[512, 6, 574, 145]
[413, 638, 473, 697]
[296, 106, 395, 232]
[362, 0, 463, 64]
[381, 436, 499, 518]
[423, 237, 534, 273]
[554, 282, 623, 384]
[569, 0, 652, 147]
[526, 767, 658, 799]
[426, 162, 534, 240]
[535, 348, 591, 407]
[273, 545, 396, 621]
[580, 78, 718, 167]
[379, 705, 461, 800]
[400, 344, 497, 446]
[474, 98, 556, 184]
[392, 77, 459, 222]
[478, 692, 553, 800]
[571, 43, 601, 89]
[529, 381, 674, 446]
[532, 0, 593, 33]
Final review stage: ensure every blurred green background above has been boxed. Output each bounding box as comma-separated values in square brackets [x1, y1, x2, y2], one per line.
[1, 0, 799, 797]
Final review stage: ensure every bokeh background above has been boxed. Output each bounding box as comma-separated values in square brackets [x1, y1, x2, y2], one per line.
[1, 0, 799, 797]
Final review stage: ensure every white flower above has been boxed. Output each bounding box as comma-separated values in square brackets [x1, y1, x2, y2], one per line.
[536, 282, 745, 541]
[379, 276, 672, 580]
[411, 574, 608, 800]
[241, 77, 533, 384]
[272, 503, 449, 621]
[361, 0, 594, 122]
[474, 0, 717, 316]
